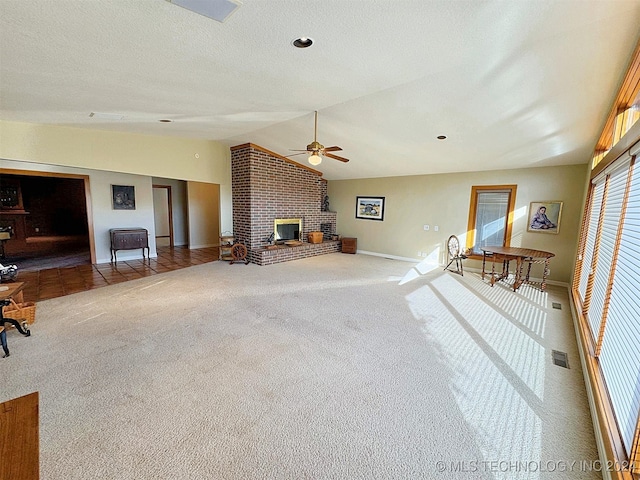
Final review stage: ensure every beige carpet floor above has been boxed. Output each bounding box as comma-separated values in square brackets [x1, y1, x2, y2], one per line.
[0, 253, 599, 479]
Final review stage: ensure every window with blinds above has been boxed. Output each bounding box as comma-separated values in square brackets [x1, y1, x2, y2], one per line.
[587, 164, 629, 340]
[599, 158, 640, 454]
[467, 186, 517, 256]
[473, 192, 509, 252]
[578, 180, 604, 301]
[574, 149, 640, 464]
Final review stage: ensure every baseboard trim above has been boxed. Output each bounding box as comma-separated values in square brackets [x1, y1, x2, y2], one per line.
[357, 250, 421, 263]
[343, 251, 572, 287]
[189, 243, 220, 250]
[96, 253, 158, 264]
[189, 244, 217, 249]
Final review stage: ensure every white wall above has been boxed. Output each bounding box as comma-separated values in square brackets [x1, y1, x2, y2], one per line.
[152, 177, 189, 246]
[328, 163, 590, 284]
[153, 187, 171, 246]
[219, 183, 233, 237]
[0, 121, 230, 182]
[152, 188, 170, 236]
[0, 120, 233, 234]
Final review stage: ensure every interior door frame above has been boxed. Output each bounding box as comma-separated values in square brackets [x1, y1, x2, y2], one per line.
[152, 184, 174, 248]
[0, 167, 96, 263]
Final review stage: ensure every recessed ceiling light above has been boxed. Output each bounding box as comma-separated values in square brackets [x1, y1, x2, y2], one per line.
[437, 135, 447, 140]
[159, 119, 173, 123]
[292, 37, 313, 48]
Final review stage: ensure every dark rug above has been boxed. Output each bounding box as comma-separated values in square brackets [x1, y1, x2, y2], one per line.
[3, 249, 91, 271]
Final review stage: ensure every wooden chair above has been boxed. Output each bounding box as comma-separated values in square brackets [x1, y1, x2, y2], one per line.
[444, 235, 467, 276]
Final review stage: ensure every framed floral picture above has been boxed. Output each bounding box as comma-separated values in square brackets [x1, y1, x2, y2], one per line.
[356, 196, 385, 221]
[112, 185, 136, 210]
[527, 201, 562, 234]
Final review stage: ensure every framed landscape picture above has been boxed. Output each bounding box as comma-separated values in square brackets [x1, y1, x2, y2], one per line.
[112, 185, 136, 210]
[527, 201, 562, 234]
[356, 196, 385, 221]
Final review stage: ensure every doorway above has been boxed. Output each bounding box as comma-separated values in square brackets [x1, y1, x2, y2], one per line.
[153, 185, 173, 248]
[0, 168, 95, 268]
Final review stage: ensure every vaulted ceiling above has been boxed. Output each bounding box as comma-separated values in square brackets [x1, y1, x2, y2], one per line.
[1, 0, 639, 180]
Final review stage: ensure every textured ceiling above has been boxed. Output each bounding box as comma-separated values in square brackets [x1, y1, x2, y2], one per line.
[1, 0, 640, 180]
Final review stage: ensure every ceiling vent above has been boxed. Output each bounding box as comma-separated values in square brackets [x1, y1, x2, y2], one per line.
[168, 0, 242, 23]
[89, 112, 124, 120]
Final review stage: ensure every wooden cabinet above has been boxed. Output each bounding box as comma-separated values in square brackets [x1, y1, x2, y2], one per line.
[341, 237, 357, 254]
[0, 178, 25, 212]
[110, 228, 149, 262]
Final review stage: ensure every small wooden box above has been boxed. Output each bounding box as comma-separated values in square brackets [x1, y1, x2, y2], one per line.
[341, 237, 357, 254]
[307, 231, 323, 244]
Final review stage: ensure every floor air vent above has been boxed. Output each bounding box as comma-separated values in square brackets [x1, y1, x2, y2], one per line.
[552, 302, 562, 310]
[552, 350, 569, 368]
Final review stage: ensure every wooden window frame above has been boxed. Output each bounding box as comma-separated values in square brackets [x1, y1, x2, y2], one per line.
[593, 38, 640, 169]
[465, 185, 517, 259]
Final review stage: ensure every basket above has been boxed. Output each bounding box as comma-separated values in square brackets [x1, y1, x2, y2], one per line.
[307, 231, 323, 244]
[2, 299, 37, 325]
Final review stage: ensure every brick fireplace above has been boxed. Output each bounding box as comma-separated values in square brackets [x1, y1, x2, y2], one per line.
[230, 143, 340, 265]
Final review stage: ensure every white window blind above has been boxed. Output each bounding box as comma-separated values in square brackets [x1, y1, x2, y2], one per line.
[599, 159, 640, 454]
[473, 191, 509, 253]
[578, 180, 605, 301]
[588, 166, 629, 338]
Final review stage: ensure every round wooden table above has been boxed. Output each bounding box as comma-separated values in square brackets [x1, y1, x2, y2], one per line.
[481, 246, 555, 291]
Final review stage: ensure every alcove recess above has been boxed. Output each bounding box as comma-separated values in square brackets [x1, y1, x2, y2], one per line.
[0, 174, 90, 258]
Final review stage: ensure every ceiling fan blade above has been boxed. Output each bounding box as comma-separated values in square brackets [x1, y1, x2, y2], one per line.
[285, 152, 308, 157]
[325, 152, 349, 163]
[323, 146, 342, 152]
[289, 149, 311, 152]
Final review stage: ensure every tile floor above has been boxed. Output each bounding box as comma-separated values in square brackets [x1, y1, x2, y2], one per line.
[17, 246, 219, 302]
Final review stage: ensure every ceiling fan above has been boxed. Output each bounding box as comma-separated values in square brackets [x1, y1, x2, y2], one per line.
[288, 111, 349, 166]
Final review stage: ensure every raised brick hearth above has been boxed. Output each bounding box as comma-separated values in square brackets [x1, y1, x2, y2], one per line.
[231, 143, 339, 265]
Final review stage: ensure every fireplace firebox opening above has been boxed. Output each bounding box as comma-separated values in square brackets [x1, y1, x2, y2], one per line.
[274, 218, 302, 243]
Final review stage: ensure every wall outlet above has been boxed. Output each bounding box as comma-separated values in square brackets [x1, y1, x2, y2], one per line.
[434, 225, 439, 232]
[423, 224, 429, 231]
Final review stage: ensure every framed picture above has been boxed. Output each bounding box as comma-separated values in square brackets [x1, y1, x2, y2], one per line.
[356, 196, 385, 221]
[527, 201, 562, 234]
[112, 185, 136, 210]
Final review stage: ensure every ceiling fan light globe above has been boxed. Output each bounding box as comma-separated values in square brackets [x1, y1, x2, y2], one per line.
[308, 154, 322, 166]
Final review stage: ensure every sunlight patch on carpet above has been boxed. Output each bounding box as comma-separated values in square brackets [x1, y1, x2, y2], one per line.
[405, 279, 544, 480]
